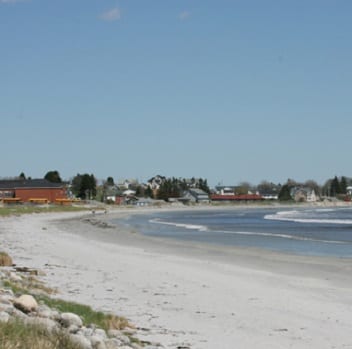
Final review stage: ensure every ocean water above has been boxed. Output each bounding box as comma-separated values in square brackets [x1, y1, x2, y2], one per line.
[115, 207, 352, 258]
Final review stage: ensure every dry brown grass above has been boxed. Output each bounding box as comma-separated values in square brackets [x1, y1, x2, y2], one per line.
[104, 313, 133, 330]
[0, 252, 13, 267]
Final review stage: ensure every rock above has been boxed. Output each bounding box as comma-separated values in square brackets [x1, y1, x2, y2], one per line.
[79, 327, 94, 337]
[130, 343, 144, 349]
[70, 334, 93, 349]
[13, 294, 38, 313]
[11, 307, 29, 320]
[25, 317, 58, 332]
[115, 334, 130, 344]
[0, 311, 10, 323]
[108, 328, 135, 344]
[93, 328, 107, 340]
[9, 272, 22, 282]
[36, 304, 54, 318]
[0, 303, 15, 314]
[90, 335, 107, 349]
[0, 288, 14, 297]
[104, 339, 123, 349]
[107, 329, 122, 337]
[60, 312, 83, 328]
[68, 324, 80, 334]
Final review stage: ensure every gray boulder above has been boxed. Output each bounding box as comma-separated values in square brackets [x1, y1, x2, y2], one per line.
[25, 317, 58, 332]
[70, 334, 93, 349]
[60, 312, 83, 328]
[13, 294, 38, 313]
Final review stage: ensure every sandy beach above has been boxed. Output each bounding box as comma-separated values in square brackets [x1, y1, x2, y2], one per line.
[1, 206, 352, 349]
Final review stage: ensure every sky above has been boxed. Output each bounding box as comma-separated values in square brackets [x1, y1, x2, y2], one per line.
[1, 0, 351, 187]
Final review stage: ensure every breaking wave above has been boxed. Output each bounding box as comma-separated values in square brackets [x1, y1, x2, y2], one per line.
[149, 218, 208, 232]
[264, 210, 352, 225]
[218, 230, 348, 244]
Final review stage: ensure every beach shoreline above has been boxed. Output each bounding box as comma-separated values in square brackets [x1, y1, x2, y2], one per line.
[1, 204, 352, 348]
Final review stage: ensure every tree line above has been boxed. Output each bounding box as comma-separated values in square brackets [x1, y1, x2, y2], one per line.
[14, 170, 352, 202]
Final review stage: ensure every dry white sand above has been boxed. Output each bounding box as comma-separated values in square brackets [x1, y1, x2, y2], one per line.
[1, 208, 352, 349]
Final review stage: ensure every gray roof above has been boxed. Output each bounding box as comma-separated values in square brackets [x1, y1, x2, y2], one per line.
[0, 179, 64, 189]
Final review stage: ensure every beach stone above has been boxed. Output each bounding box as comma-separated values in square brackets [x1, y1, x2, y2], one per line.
[93, 328, 107, 340]
[115, 333, 130, 344]
[90, 335, 107, 349]
[25, 317, 58, 332]
[80, 327, 94, 337]
[68, 324, 80, 334]
[13, 294, 38, 313]
[60, 312, 83, 328]
[130, 343, 143, 349]
[12, 307, 29, 320]
[0, 311, 10, 323]
[0, 295, 13, 305]
[0, 303, 14, 314]
[36, 304, 54, 318]
[9, 272, 22, 282]
[107, 329, 122, 337]
[70, 334, 93, 349]
[0, 287, 14, 296]
[105, 338, 123, 348]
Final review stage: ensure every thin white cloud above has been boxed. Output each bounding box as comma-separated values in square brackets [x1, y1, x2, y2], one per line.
[99, 7, 121, 22]
[178, 10, 191, 21]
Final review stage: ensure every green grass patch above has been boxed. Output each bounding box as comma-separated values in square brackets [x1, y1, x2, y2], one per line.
[36, 295, 131, 331]
[0, 319, 83, 349]
[3, 280, 131, 332]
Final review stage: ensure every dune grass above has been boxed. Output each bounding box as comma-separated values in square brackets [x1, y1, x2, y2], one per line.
[0, 319, 83, 349]
[3, 279, 131, 332]
[37, 295, 131, 331]
[0, 252, 13, 266]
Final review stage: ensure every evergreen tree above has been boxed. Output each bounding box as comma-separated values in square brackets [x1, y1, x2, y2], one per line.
[340, 176, 347, 194]
[71, 173, 97, 199]
[106, 176, 115, 186]
[330, 176, 341, 196]
[198, 178, 210, 194]
[144, 186, 153, 198]
[278, 185, 292, 201]
[44, 170, 62, 183]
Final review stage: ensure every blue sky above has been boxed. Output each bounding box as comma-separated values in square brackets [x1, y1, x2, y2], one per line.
[1, 0, 351, 186]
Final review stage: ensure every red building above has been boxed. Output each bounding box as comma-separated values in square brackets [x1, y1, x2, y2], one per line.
[210, 194, 264, 201]
[0, 179, 67, 203]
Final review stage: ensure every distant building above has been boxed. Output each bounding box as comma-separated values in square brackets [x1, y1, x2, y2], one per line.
[210, 194, 263, 202]
[290, 187, 318, 202]
[347, 186, 352, 196]
[147, 175, 166, 190]
[182, 188, 210, 203]
[214, 186, 238, 195]
[257, 189, 279, 200]
[0, 179, 67, 203]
